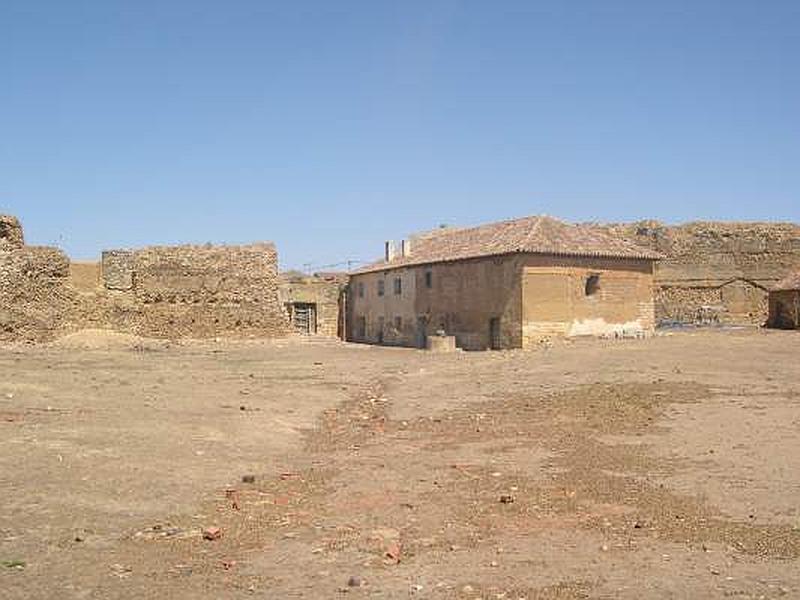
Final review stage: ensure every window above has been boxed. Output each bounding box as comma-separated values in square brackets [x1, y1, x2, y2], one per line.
[585, 274, 601, 296]
[357, 282, 364, 298]
[425, 271, 432, 289]
[394, 277, 402, 295]
[394, 316, 402, 330]
[377, 279, 385, 296]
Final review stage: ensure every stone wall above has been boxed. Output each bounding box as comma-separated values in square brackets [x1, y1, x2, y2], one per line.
[0, 244, 77, 342]
[598, 221, 800, 325]
[99, 243, 288, 339]
[0, 214, 288, 342]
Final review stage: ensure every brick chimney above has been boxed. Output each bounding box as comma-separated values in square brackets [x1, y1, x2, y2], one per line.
[385, 241, 396, 262]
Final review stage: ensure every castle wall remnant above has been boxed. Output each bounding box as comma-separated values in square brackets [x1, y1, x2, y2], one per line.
[597, 221, 800, 325]
[0, 215, 77, 342]
[0, 213, 288, 341]
[99, 243, 289, 339]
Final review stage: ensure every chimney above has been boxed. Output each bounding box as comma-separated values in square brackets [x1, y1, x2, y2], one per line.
[385, 240, 396, 262]
[400, 239, 412, 258]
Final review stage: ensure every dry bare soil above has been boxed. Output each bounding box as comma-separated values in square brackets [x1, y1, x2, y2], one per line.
[1, 329, 799, 599]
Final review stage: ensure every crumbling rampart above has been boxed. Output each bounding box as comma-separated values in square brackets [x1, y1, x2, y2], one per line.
[99, 244, 289, 338]
[599, 221, 800, 325]
[0, 214, 288, 341]
[0, 244, 77, 342]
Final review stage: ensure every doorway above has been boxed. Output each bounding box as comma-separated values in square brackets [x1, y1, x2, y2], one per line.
[416, 316, 428, 349]
[489, 317, 501, 350]
[290, 303, 317, 334]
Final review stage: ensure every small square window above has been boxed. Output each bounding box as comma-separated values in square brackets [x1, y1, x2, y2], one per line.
[425, 271, 432, 288]
[377, 280, 385, 296]
[394, 277, 402, 295]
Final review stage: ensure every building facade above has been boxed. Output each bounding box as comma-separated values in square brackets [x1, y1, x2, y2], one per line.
[347, 216, 660, 350]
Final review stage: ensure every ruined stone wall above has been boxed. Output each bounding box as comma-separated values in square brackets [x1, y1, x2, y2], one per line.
[0, 244, 77, 342]
[0, 214, 83, 342]
[1, 212, 287, 342]
[99, 243, 288, 339]
[598, 221, 800, 325]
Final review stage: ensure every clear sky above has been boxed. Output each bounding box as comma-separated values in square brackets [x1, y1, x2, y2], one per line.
[1, 1, 798, 270]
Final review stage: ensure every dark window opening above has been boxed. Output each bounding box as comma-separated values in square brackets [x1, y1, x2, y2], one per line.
[356, 316, 366, 338]
[585, 274, 601, 296]
[377, 280, 385, 296]
[489, 317, 501, 350]
[425, 271, 432, 288]
[357, 282, 364, 298]
[394, 277, 402, 295]
[394, 316, 402, 330]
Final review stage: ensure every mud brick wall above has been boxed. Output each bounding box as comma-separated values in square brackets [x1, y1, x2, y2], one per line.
[101, 243, 288, 339]
[0, 245, 77, 342]
[598, 221, 800, 325]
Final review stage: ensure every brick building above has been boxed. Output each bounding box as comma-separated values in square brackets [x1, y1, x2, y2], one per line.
[768, 271, 800, 329]
[347, 216, 661, 350]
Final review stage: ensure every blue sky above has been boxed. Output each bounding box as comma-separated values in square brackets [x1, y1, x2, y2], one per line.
[1, 1, 798, 270]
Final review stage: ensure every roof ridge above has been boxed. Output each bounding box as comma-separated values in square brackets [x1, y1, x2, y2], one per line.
[351, 214, 662, 275]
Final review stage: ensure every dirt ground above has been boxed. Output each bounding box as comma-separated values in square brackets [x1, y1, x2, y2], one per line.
[1, 328, 799, 599]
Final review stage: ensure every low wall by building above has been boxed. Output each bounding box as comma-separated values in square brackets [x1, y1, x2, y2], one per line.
[598, 221, 800, 325]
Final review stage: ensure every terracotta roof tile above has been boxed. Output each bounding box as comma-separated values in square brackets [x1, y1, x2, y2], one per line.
[353, 215, 661, 274]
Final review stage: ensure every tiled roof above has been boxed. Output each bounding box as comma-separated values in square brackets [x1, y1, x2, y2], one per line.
[353, 215, 662, 274]
[773, 270, 800, 291]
